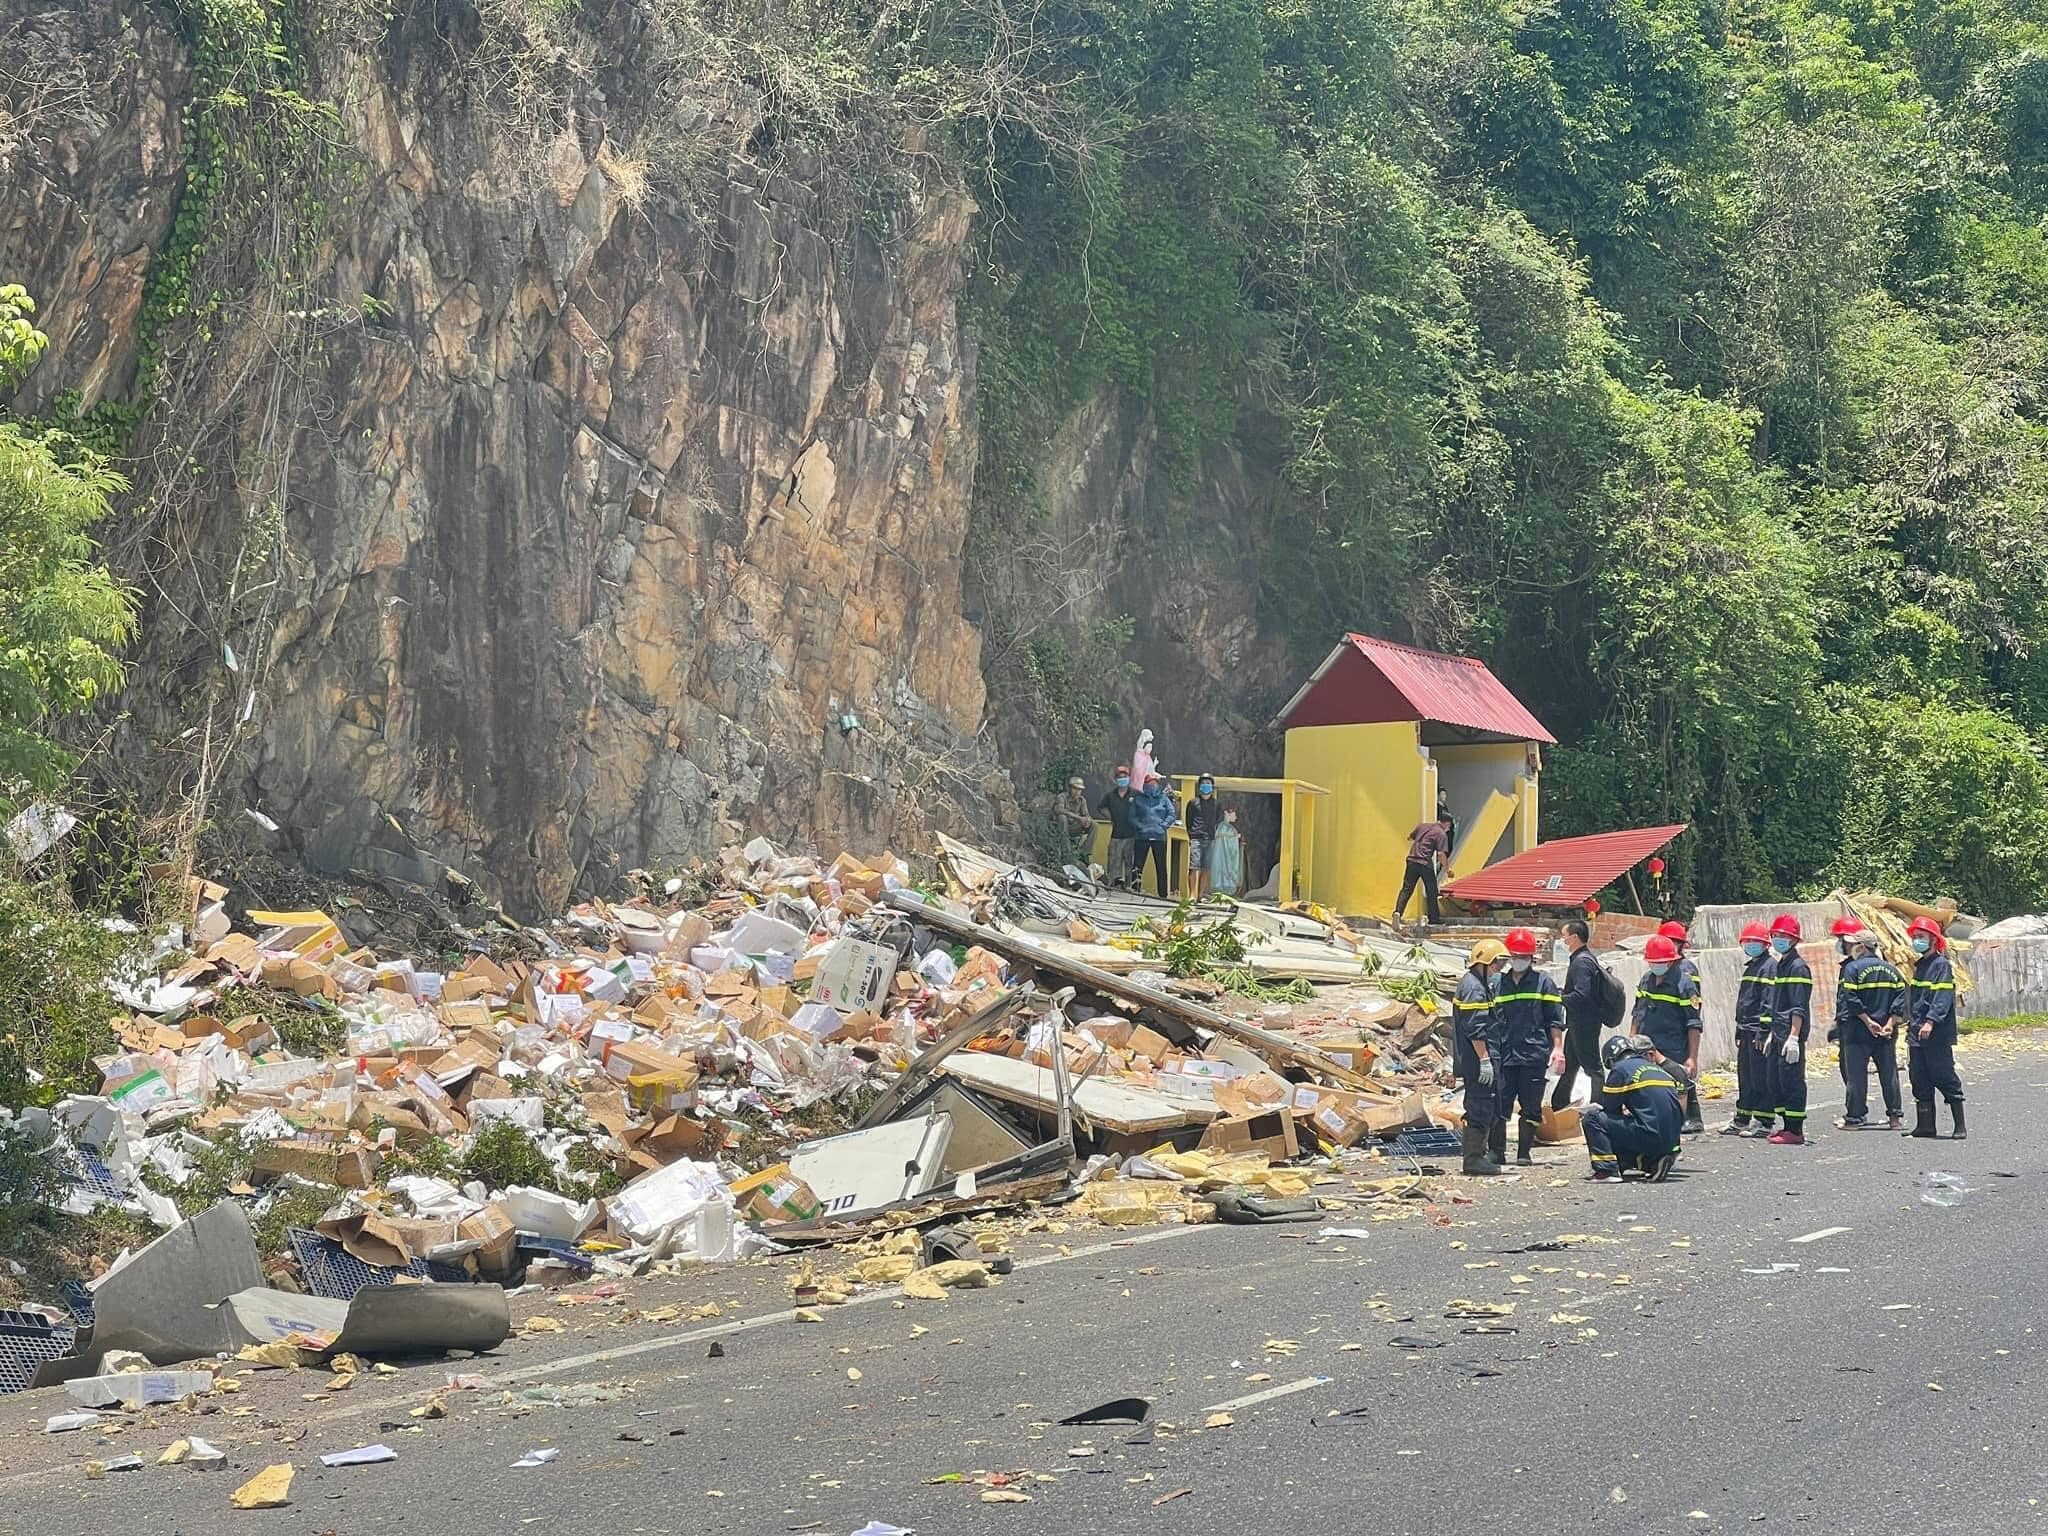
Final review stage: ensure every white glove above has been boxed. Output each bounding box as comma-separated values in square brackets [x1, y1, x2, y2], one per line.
[1549, 1049, 1566, 1076]
[1781, 1036, 1802, 1065]
[1477, 1059, 1495, 1088]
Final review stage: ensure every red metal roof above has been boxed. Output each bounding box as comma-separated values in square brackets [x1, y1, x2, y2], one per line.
[1442, 823, 1687, 908]
[1274, 634, 1556, 743]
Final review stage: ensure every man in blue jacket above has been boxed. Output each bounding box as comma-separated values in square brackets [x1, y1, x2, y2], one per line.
[1581, 1035, 1683, 1183]
[1128, 774, 1178, 898]
[1903, 917, 1965, 1140]
[1833, 919, 1905, 1130]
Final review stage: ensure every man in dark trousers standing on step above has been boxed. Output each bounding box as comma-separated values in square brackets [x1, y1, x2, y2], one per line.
[1394, 811, 1453, 928]
[1764, 914, 1814, 1145]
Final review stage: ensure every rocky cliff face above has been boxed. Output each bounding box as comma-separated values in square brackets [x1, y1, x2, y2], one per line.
[1, 0, 1015, 913]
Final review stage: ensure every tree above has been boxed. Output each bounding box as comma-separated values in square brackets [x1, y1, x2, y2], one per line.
[0, 284, 135, 796]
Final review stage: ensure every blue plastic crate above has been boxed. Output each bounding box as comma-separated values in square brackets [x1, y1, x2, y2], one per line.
[1389, 1128, 1462, 1158]
[286, 1228, 476, 1301]
[0, 1310, 77, 1396]
[60, 1280, 96, 1328]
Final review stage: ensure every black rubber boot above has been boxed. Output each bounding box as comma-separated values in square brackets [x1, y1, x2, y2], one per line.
[1907, 1099, 1937, 1138]
[1487, 1119, 1508, 1167]
[1948, 1101, 1967, 1141]
[1461, 1125, 1502, 1176]
[1515, 1121, 1536, 1166]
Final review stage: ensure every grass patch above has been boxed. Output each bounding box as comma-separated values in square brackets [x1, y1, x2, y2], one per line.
[1961, 1013, 2048, 1034]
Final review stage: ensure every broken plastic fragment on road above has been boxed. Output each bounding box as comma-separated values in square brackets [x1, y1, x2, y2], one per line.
[513, 1447, 561, 1468]
[1059, 1397, 1149, 1426]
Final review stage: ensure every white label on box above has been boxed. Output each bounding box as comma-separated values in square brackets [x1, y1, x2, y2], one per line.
[811, 936, 896, 1012]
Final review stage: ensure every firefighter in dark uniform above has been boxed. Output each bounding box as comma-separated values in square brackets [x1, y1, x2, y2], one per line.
[1492, 927, 1565, 1166]
[1722, 920, 1777, 1137]
[1454, 939, 1507, 1176]
[1904, 916, 1966, 1140]
[1765, 913, 1814, 1145]
[1658, 921, 1708, 1133]
[1581, 1034, 1684, 1183]
[1833, 918, 1905, 1131]
[1631, 934, 1700, 1119]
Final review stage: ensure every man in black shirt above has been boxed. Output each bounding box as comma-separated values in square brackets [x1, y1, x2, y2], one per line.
[1096, 766, 1138, 888]
[1553, 919, 1604, 1111]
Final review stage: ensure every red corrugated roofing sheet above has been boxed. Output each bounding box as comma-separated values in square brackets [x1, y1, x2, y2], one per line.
[1273, 634, 1556, 742]
[1442, 824, 1687, 908]
[1348, 634, 1555, 743]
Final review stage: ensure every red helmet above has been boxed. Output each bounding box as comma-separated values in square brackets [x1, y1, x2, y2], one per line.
[1769, 914, 1802, 940]
[1657, 920, 1688, 944]
[1644, 935, 1680, 963]
[1830, 916, 1866, 938]
[1503, 927, 1539, 957]
[1906, 915, 1945, 949]
[1738, 921, 1770, 945]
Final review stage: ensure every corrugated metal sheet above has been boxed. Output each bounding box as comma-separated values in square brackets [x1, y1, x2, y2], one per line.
[1349, 634, 1556, 743]
[1272, 633, 1556, 742]
[1442, 823, 1687, 907]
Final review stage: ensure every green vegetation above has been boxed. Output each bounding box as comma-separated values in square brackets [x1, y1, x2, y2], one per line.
[0, 285, 138, 1108]
[940, 0, 2048, 915]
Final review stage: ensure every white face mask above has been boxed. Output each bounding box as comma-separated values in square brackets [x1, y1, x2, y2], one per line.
[1510, 956, 1531, 972]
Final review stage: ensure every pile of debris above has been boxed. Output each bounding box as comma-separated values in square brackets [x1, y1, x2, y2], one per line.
[1, 836, 1482, 1393]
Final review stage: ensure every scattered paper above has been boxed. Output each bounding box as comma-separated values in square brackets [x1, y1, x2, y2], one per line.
[513, 1448, 560, 1468]
[320, 1444, 398, 1468]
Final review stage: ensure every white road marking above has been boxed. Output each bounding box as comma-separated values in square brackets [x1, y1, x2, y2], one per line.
[1788, 1226, 1851, 1244]
[505, 1220, 1214, 1381]
[0, 1218, 1222, 1493]
[1202, 1376, 1331, 1414]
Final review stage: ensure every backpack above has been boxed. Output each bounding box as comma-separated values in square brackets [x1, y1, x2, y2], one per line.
[1591, 960, 1628, 1031]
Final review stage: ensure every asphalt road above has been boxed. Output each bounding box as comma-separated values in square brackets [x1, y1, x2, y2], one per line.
[5, 1033, 2046, 1535]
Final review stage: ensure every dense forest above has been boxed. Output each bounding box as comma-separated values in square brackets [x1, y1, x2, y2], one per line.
[958, 0, 2048, 913]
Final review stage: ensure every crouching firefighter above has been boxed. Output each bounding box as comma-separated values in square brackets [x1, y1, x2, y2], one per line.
[1455, 939, 1508, 1175]
[1722, 921, 1777, 1136]
[1904, 916, 1966, 1140]
[1581, 1035, 1684, 1183]
[1491, 927, 1565, 1166]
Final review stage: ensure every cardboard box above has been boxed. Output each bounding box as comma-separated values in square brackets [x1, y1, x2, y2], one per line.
[1308, 1036, 1378, 1074]
[1198, 1107, 1299, 1162]
[316, 1211, 459, 1269]
[1360, 1090, 1430, 1137]
[626, 1067, 698, 1114]
[1290, 1085, 1381, 1147]
[811, 935, 897, 1012]
[458, 1205, 519, 1279]
[204, 932, 266, 976]
[1127, 1025, 1173, 1064]
[631, 1113, 726, 1170]
[245, 909, 346, 965]
[728, 1163, 823, 1224]
[250, 1139, 379, 1189]
[1539, 1105, 1582, 1145]
[267, 954, 339, 1001]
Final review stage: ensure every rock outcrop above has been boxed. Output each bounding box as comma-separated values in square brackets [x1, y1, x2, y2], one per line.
[1, 0, 1014, 913]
